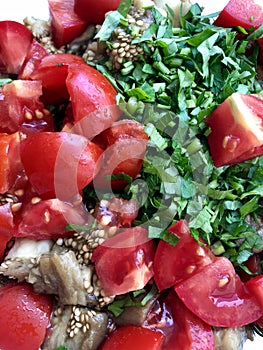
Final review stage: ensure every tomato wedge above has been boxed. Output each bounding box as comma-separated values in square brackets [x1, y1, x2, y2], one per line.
[246, 275, 263, 310]
[0, 283, 53, 350]
[153, 220, 215, 291]
[99, 325, 164, 350]
[66, 63, 121, 139]
[20, 131, 103, 200]
[175, 256, 263, 327]
[91, 226, 155, 296]
[0, 21, 33, 74]
[206, 92, 263, 166]
[48, 0, 88, 47]
[214, 0, 263, 29]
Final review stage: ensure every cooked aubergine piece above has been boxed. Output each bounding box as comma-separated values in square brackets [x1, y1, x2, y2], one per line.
[42, 304, 109, 350]
[213, 327, 252, 350]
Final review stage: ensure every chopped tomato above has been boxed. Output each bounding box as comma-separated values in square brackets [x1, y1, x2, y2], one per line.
[0, 80, 54, 134]
[245, 275, 263, 310]
[206, 92, 263, 167]
[148, 289, 214, 350]
[20, 131, 103, 200]
[0, 132, 22, 194]
[74, 0, 121, 24]
[91, 226, 156, 296]
[0, 203, 14, 261]
[48, 0, 88, 48]
[214, 0, 263, 29]
[99, 325, 164, 350]
[93, 120, 148, 190]
[19, 40, 50, 80]
[0, 21, 33, 74]
[65, 62, 121, 138]
[30, 53, 85, 105]
[153, 220, 215, 291]
[14, 198, 89, 240]
[0, 283, 53, 350]
[175, 256, 263, 327]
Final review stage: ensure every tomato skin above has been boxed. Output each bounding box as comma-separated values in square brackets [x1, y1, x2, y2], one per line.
[20, 131, 103, 200]
[0, 21, 33, 74]
[0, 132, 22, 194]
[0, 283, 53, 350]
[66, 63, 121, 138]
[0, 203, 14, 261]
[15, 198, 89, 240]
[74, 0, 121, 24]
[153, 220, 215, 291]
[99, 325, 164, 350]
[214, 0, 263, 29]
[92, 226, 156, 296]
[156, 289, 214, 350]
[206, 93, 263, 167]
[245, 275, 263, 310]
[19, 40, 50, 80]
[175, 256, 263, 327]
[30, 53, 85, 105]
[48, 0, 88, 47]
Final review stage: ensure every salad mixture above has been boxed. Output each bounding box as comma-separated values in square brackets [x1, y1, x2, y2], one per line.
[0, 0, 263, 349]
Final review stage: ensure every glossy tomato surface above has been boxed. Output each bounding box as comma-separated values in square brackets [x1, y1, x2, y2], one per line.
[20, 131, 103, 200]
[48, 0, 88, 47]
[0, 283, 53, 350]
[0, 20, 33, 74]
[99, 325, 164, 350]
[154, 220, 216, 291]
[92, 226, 156, 296]
[214, 0, 263, 29]
[66, 62, 121, 138]
[206, 93, 263, 166]
[74, 0, 121, 24]
[175, 256, 263, 327]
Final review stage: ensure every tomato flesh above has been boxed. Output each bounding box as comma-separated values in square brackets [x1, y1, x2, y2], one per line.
[0, 283, 53, 350]
[214, 0, 263, 29]
[0, 203, 14, 261]
[99, 325, 164, 350]
[91, 226, 156, 296]
[206, 92, 263, 166]
[20, 131, 103, 200]
[74, 0, 121, 24]
[0, 21, 33, 74]
[154, 220, 215, 291]
[175, 256, 263, 327]
[48, 0, 88, 47]
[245, 275, 263, 310]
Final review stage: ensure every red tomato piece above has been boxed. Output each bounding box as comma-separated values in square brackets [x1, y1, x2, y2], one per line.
[206, 92, 263, 167]
[93, 120, 148, 190]
[31, 53, 85, 104]
[0, 282, 53, 350]
[175, 256, 263, 327]
[91, 226, 156, 296]
[0, 21, 33, 74]
[246, 275, 263, 310]
[152, 289, 214, 350]
[66, 63, 121, 138]
[19, 40, 50, 80]
[214, 0, 263, 29]
[74, 0, 121, 24]
[154, 220, 215, 291]
[15, 198, 89, 240]
[0, 132, 22, 194]
[20, 131, 103, 200]
[0, 80, 54, 134]
[48, 0, 88, 47]
[99, 325, 164, 350]
[0, 203, 14, 261]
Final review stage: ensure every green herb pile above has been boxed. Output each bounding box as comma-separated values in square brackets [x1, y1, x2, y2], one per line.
[86, 1, 263, 273]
